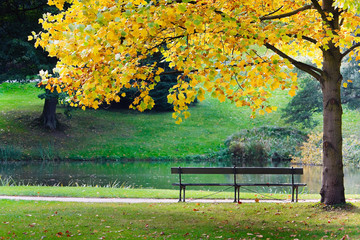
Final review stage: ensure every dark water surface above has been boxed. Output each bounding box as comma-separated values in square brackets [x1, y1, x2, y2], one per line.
[1, 161, 359, 194]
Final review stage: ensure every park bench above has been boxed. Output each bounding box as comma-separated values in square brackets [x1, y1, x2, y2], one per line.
[171, 167, 306, 202]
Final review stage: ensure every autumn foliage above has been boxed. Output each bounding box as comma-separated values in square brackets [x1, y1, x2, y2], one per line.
[30, 0, 315, 123]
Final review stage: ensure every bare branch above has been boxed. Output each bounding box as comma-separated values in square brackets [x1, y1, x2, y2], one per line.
[341, 43, 360, 60]
[261, 6, 283, 18]
[301, 36, 318, 45]
[264, 43, 323, 81]
[310, 0, 331, 26]
[260, 4, 313, 21]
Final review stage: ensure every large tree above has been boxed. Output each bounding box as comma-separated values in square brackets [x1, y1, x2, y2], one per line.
[33, 0, 360, 205]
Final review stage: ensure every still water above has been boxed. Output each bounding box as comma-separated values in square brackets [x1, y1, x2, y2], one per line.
[1, 161, 360, 194]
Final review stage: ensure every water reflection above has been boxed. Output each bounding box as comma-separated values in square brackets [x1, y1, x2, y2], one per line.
[0, 161, 358, 194]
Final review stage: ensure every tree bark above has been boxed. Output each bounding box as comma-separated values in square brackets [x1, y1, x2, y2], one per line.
[39, 97, 58, 130]
[319, 38, 345, 205]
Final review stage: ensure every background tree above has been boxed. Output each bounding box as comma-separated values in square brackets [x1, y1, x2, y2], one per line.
[33, 0, 360, 205]
[282, 73, 323, 128]
[0, 0, 57, 82]
[108, 51, 195, 111]
[341, 57, 360, 109]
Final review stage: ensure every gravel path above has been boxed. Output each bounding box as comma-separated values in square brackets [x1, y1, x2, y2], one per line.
[0, 195, 321, 203]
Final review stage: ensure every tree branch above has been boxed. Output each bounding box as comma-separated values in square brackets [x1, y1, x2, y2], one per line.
[310, 0, 332, 27]
[264, 43, 323, 81]
[260, 4, 313, 21]
[341, 43, 360, 60]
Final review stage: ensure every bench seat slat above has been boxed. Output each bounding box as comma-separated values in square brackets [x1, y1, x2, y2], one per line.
[171, 167, 303, 175]
[172, 183, 307, 187]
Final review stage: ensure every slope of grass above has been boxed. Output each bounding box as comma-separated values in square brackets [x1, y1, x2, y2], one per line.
[0, 82, 292, 160]
[2, 82, 359, 161]
[0, 200, 359, 239]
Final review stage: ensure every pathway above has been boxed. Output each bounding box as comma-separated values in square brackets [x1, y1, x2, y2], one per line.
[0, 195, 323, 203]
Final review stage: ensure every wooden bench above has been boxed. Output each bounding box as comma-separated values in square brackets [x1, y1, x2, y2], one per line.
[171, 167, 306, 202]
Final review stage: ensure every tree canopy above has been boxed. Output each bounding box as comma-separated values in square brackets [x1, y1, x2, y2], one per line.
[33, 0, 360, 204]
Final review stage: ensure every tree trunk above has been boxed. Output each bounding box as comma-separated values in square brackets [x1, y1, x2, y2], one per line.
[318, 0, 346, 205]
[40, 97, 58, 130]
[319, 50, 346, 205]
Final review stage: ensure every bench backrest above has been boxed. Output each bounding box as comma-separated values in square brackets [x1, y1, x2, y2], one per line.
[171, 167, 303, 175]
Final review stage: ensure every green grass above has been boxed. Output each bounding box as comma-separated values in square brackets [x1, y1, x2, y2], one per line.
[4, 186, 360, 202]
[0, 82, 293, 160]
[0, 186, 325, 200]
[2, 82, 360, 161]
[0, 200, 359, 239]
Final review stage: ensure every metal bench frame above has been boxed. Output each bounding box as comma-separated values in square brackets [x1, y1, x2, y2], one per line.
[171, 166, 307, 202]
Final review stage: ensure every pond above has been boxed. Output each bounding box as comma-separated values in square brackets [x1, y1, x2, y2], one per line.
[0, 161, 360, 194]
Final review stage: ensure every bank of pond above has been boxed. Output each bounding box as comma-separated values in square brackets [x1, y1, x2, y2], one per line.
[1, 160, 360, 195]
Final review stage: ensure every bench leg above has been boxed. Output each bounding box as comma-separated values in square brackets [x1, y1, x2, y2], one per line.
[178, 186, 182, 202]
[291, 186, 295, 202]
[296, 186, 299, 202]
[183, 186, 186, 202]
[234, 186, 237, 202]
[233, 186, 240, 203]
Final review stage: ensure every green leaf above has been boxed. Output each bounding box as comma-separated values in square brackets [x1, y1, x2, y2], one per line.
[178, 4, 187, 13]
[136, 17, 144, 23]
[68, 24, 75, 32]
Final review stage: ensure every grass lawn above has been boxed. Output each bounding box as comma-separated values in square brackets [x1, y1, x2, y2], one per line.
[1, 82, 360, 161]
[0, 200, 359, 239]
[0, 82, 292, 160]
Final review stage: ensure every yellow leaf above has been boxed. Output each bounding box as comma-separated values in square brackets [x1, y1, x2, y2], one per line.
[184, 111, 191, 119]
[343, 82, 348, 88]
[28, 36, 33, 41]
[289, 90, 296, 97]
[175, 117, 182, 124]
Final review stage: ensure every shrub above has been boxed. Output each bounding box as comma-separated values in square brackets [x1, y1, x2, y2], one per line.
[292, 132, 360, 166]
[291, 132, 323, 165]
[0, 145, 22, 161]
[225, 126, 307, 164]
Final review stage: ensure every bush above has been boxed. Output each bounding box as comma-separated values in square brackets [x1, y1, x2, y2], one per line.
[225, 126, 307, 164]
[292, 132, 360, 166]
[0, 145, 22, 161]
